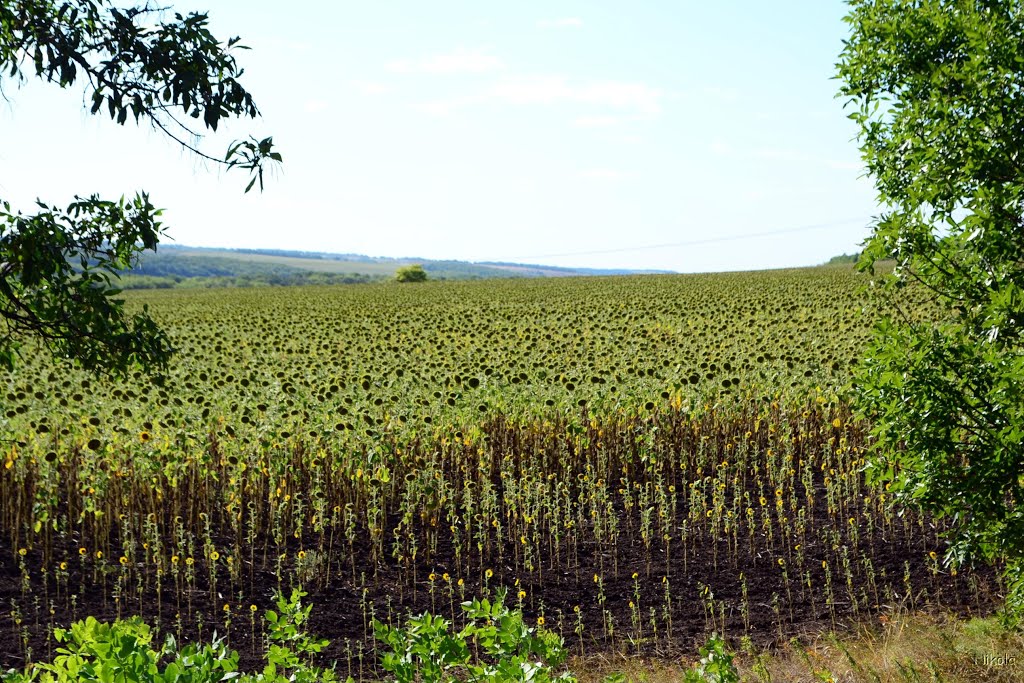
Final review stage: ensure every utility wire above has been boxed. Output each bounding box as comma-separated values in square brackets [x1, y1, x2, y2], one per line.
[491, 217, 872, 262]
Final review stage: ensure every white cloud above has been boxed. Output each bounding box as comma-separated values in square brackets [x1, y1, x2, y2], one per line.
[577, 81, 663, 114]
[412, 97, 477, 117]
[261, 37, 313, 53]
[709, 141, 734, 156]
[303, 99, 329, 114]
[754, 147, 812, 164]
[581, 168, 625, 180]
[713, 141, 865, 173]
[538, 17, 583, 29]
[574, 115, 620, 127]
[413, 78, 663, 118]
[485, 76, 568, 105]
[351, 80, 392, 96]
[757, 149, 863, 172]
[743, 187, 772, 201]
[387, 49, 504, 74]
[486, 76, 663, 114]
[701, 85, 740, 103]
[827, 159, 863, 171]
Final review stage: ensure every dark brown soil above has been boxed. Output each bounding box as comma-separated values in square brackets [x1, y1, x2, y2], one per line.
[0, 514, 1000, 674]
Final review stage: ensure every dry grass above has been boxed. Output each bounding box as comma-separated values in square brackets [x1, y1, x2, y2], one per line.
[569, 612, 1024, 682]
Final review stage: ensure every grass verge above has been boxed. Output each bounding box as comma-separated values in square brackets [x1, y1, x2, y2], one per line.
[572, 611, 1024, 682]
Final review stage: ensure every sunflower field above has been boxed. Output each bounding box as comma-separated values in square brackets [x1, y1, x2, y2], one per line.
[0, 268, 996, 671]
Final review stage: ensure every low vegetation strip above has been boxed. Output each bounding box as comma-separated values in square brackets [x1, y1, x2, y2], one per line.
[116, 245, 649, 287]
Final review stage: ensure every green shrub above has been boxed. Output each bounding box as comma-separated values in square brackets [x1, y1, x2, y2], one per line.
[1, 590, 340, 683]
[395, 264, 428, 283]
[683, 634, 739, 683]
[373, 588, 575, 683]
[262, 588, 336, 682]
[0, 615, 239, 683]
[3, 593, 735, 683]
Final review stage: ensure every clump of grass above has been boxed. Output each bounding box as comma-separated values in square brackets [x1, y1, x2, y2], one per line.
[571, 612, 1024, 683]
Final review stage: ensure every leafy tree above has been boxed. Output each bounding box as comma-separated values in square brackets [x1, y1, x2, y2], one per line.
[0, 1, 280, 376]
[825, 253, 860, 266]
[838, 0, 1024, 610]
[395, 264, 428, 283]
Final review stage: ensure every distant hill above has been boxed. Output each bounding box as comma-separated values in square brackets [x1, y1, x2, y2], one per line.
[476, 261, 669, 277]
[115, 245, 671, 289]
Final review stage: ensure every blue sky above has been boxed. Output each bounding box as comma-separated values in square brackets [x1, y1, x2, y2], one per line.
[0, 1, 878, 272]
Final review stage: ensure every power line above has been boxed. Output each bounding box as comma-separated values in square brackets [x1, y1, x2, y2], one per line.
[493, 217, 872, 262]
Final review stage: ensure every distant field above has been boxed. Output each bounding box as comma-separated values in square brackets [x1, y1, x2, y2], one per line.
[0, 267, 985, 672]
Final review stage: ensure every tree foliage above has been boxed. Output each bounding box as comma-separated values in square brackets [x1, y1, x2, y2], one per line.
[838, 0, 1024, 586]
[825, 252, 860, 266]
[395, 264, 428, 283]
[0, 0, 280, 376]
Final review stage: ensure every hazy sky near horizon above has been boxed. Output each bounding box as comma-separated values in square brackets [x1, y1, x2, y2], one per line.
[1, 1, 879, 273]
